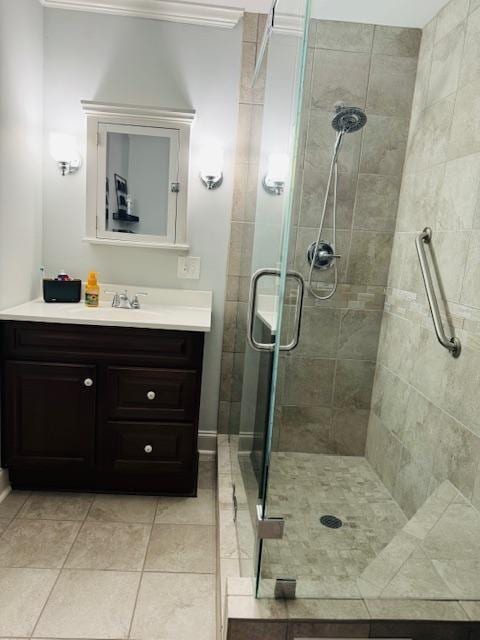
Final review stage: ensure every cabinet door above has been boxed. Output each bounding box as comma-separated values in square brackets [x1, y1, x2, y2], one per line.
[5, 361, 96, 475]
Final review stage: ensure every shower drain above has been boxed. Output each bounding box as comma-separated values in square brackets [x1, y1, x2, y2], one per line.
[320, 515, 343, 529]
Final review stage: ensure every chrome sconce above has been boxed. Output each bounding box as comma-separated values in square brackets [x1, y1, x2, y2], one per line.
[199, 145, 224, 190]
[262, 153, 288, 196]
[49, 133, 81, 176]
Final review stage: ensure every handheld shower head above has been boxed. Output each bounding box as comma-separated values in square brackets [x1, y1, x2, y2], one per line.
[332, 105, 367, 134]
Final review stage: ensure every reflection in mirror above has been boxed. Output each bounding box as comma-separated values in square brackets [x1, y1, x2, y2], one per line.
[106, 132, 170, 236]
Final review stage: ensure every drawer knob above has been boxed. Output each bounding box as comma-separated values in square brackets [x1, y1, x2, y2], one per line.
[147, 390, 156, 400]
[84, 378, 94, 388]
[144, 444, 153, 454]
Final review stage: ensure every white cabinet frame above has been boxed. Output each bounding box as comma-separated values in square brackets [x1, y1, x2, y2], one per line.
[82, 101, 195, 250]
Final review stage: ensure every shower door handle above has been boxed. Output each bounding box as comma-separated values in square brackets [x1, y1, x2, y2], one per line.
[247, 268, 304, 353]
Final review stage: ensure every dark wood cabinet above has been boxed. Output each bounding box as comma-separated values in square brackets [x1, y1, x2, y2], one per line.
[1, 321, 204, 496]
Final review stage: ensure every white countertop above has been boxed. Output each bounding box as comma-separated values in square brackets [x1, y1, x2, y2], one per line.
[0, 284, 212, 333]
[256, 294, 278, 335]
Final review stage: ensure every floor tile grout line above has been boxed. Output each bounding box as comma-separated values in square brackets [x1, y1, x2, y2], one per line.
[126, 497, 158, 639]
[29, 503, 89, 639]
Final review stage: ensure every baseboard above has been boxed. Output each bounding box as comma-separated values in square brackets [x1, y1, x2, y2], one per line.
[198, 430, 217, 458]
[0, 470, 11, 504]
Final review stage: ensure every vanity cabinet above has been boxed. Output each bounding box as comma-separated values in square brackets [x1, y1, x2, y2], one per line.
[0, 321, 204, 495]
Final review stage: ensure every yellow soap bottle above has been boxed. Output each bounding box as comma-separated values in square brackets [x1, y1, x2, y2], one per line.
[85, 271, 99, 307]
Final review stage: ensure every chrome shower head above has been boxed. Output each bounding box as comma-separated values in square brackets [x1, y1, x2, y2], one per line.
[332, 105, 367, 134]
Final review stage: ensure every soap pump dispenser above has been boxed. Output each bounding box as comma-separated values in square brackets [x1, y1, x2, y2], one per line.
[85, 271, 99, 307]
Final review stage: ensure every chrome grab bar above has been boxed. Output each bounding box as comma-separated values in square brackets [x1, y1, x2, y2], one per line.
[415, 227, 461, 358]
[247, 268, 304, 353]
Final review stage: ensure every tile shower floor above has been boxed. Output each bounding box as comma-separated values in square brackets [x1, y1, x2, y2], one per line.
[260, 452, 480, 600]
[0, 460, 216, 639]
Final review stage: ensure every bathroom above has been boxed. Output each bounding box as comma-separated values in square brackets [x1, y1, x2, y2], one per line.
[1, 0, 480, 637]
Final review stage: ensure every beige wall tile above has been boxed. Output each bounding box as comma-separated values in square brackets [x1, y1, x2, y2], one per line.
[373, 25, 421, 57]
[332, 407, 369, 455]
[338, 309, 383, 360]
[367, 54, 418, 118]
[284, 357, 335, 407]
[427, 22, 465, 106]
[460, 5, 480, 87]
[347, 231, 394, 286]
[294, 307, 340, 358]
[449, 79, 480, 159]
[315, 20, 374, 52]
[242, 13, 258, 43]
[460, 230, 480, 307]
[278, 405, 333, 453]
[311, 49, 370, 109]
[360, 115, 409, 176]
[353, 174, 401, 232]
[334, 359, 376, 409]
[438, 153, 480, 230]
[435, 0, 469, 43]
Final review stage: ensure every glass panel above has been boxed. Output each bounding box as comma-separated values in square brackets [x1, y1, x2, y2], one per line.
[258, 0, 480, 604]
[228, 0, 311, 592]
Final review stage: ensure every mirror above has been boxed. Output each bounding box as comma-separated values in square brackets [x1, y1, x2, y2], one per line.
[83, 101, 195, 249]
[105, 127, 176, 238]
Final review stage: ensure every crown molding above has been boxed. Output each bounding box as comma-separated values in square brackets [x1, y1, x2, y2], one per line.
[274, 12, 304, 36]
[81, 100, 196, 124]
[39, 0, 243, 29]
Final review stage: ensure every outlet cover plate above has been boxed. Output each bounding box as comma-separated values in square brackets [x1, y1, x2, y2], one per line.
[177, 256, 201, 279]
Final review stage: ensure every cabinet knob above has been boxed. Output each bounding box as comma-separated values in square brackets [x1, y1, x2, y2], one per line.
[147, 390, 156, 400]
[144, 444, 153, 454]
[84, 378, 94, 387]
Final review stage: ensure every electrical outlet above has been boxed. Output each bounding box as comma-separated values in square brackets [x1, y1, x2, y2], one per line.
[177, 256, 201, 279]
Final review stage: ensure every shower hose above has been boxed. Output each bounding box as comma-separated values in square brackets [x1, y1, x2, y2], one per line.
[307, 130, 343, 301]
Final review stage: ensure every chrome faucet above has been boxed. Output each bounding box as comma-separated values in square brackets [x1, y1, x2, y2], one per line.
[106, 289, 148, 309]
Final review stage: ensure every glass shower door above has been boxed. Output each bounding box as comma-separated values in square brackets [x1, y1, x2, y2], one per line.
[231, 0, 311, 595]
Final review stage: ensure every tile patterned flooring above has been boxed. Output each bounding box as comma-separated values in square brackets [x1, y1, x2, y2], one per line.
[262, 453, 407, 597]
[0, 460, 217, 639]
[259, 452, 480, 600]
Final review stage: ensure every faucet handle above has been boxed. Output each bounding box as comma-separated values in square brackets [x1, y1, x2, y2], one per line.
[105, 290, 120, 307]
[131, 292, 148, 309]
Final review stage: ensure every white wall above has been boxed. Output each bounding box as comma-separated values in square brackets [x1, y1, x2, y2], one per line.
[0, 0, 44, 494]
[42, 8, 242, 434]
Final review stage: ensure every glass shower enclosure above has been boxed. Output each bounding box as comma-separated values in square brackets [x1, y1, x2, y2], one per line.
[230, 0, 480, 606]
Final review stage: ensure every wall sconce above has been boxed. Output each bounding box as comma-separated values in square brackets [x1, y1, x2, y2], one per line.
[49, 132, 81, 176]
[199, 145, 224, 190]
[263, 153, 289, 195]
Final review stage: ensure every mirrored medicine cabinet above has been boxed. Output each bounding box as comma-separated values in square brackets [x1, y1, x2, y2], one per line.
[82, 101, 195, 250]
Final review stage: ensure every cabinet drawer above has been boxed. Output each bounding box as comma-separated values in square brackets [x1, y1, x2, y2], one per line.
[99, 421, 194, 474]
[106, 366, 198, 421]
[4, 321, 203, 368]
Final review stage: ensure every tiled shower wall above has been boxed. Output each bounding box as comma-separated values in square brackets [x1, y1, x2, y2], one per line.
[367, 0, 480, 517]
[275, 20, 420, 455]
[218, 13, 266, 434]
